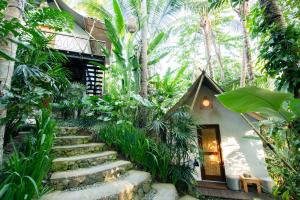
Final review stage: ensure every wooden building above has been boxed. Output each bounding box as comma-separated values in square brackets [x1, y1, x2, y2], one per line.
[45, 0, 112, 96]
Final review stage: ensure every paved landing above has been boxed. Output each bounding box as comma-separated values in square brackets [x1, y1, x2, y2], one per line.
[198, 187, 274, 200]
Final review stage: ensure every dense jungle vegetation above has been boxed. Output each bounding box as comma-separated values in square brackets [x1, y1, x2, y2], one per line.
[0, 0, 299, 199]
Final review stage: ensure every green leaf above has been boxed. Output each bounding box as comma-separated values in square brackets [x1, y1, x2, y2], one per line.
[130, 94, 153, 107]
[112, 0, 125, 37]
[89, 61, 109, 71]
[290, 99, 300, 117]
[216, 87, 292, 117]
[24, 176, 39, 197]
[148, 32, 165, 54]
[0, 184, 12, 198]
[148, 52, 169, 65]
[104, 19, 123, 55]
[0, 49, 18, 61]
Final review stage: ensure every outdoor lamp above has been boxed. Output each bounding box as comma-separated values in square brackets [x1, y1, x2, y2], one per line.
[201, 96, 213, 109]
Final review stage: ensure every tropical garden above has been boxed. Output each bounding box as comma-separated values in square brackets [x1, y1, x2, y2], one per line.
[0, 0, 299, 199]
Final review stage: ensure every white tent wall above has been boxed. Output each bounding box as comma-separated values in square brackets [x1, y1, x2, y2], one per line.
[186, 85, 270, 181]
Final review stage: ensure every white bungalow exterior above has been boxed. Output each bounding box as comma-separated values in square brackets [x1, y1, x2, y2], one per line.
[169, 72, 270, 184]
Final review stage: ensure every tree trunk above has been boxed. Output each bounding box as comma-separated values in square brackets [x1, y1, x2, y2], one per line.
[210, 29, 225, 81]
[240, 48, 246, 87]
[239, 1, 254, 84]
[138, 0, 148, 127]
[259, 0, 286, 28]
[140, 0, 148, 98]
[201, 16, 213, 79]
[0, 0, 25, 165]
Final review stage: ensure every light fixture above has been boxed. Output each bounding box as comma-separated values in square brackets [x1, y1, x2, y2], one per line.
[201, 96, 213, 109]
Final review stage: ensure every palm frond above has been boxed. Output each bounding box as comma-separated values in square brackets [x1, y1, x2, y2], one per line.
[113, 0, 126, 37]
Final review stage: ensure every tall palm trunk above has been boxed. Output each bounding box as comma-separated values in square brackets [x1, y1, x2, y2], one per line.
[0, 0, 25, 164]
[259, 0, 286, 28]
[239, 1, 253, 84]
[240, 48, 246, 87]
[140, 0, 148, 98]
[138, 0, 148, 127]
[201, 16, 213, 79]
[210, 30, 225, 81]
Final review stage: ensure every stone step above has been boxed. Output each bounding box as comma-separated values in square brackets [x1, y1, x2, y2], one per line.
[52, 143, 105, 157]
[57, 127, 87, 136]
[54, 135, 92, 146]
[50, 160, 133, 190]
[52, 151, 118, 171]
[179, 195, 198, 200]
[42, 170, 151, 200]
[150, 183, 178, 200]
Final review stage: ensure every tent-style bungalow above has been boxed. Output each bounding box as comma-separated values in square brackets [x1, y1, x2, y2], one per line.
[169, 71, 273, 193]
[44, 0, 112, 96]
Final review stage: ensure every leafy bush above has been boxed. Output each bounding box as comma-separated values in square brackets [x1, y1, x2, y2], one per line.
[96, 107, 199, 192]
[1, 1, 73, 142]
[82, 93, 153, 123]
[0, 109, 56, 200]
[53, 83, 86, 119]
[248, 3, 300, 97]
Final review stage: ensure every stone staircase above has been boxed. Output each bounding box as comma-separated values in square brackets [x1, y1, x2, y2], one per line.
[41, 127, 181, 200]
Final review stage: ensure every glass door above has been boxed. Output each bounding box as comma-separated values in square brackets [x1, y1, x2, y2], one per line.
[198, 125, 225, 182]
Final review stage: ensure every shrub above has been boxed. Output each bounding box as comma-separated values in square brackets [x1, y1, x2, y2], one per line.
[97, 107, 199, 192]
[0, 109, 56, 200]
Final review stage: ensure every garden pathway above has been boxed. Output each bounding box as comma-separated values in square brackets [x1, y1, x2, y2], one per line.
[41, 126, 184, 200]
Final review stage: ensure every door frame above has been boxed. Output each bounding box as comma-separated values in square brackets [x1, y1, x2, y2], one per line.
[197, 124, 226, 182]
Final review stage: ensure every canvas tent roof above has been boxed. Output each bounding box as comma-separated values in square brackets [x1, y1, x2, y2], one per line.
[47, 0, 112, 54]
[167, 71, 264, 121]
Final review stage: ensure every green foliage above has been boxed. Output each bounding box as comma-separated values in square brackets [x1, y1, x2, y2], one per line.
[149, 66, 191, 115]
[247, 3, 300, 96]
[53, 83, 86, 119]
[290, 99, 300, 117]
[82, 93, 153, 123]
[208, 0, 244, 9]
[0, 1, 73, 140]
[0, 0, 73, 61]
[217, 86, 293, 118]
[1, 60, 69, 139]
[26, 7, 74, 32]
[97, 107, 198, 191]
[112, 0, 125, 37]
[147, 31, 167, 54]
[0, 109, 56, 200]
[0, 6, 72, 190]
[103, 14, 139, 93]
[0, 0, 22, 61]
[82, 0, 183, 95]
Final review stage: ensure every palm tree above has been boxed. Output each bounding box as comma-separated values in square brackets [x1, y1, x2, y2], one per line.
[259, 0, 286, 28]
[0, 0, 26, 164]
[186, 0, 224, 81]
[140, 0, 148, 99]
[234, 0, 253, 86]
[80, 0, 184, 93]
[210, 0, 287, 87]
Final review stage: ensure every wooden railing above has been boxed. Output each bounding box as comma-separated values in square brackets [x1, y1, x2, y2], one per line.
[42, 30, 106, 55]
